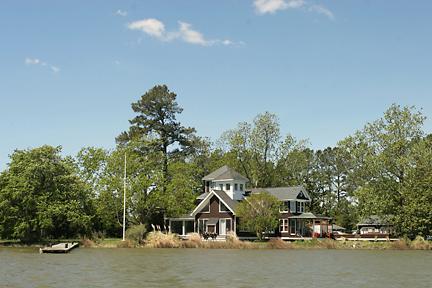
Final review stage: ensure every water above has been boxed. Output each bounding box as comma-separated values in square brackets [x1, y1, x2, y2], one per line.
[0, 247, 431, 288]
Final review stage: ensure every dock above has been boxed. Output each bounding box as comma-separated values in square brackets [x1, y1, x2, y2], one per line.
[40, 242, 79, 254]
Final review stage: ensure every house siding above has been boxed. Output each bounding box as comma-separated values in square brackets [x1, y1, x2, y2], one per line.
[195, 195, 235, 234]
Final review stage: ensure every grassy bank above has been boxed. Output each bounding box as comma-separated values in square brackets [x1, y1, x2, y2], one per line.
[2, 234, 431, 250]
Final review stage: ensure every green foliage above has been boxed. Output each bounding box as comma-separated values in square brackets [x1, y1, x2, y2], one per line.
[126, 224, 147, 244]
[339, 104, 429, 237]
[236, 192, 280, 240]
[0, 146, 93, 242]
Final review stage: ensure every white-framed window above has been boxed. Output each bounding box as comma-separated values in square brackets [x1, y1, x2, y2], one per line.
[234, 183, 238, 191]
[219, 184, 223, 190]
[219, 201, 230, 212]
[226, 183, 230, 190]
[299, 202, 305, 213]
[280, 219, 288, 232]
[240, 184, 244, 191]
[290, 201, 296, 213]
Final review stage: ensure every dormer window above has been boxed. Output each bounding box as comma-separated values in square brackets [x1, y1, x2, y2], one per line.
[234, 183, 238, 191]
[219, 201, 230, 212]
[240, 184, 244, 191]
[202, 202, 210, 213]
[226, 183, 230, 190]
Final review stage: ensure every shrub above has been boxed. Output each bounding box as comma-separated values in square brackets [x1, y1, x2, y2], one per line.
[126, 224, 147, 244]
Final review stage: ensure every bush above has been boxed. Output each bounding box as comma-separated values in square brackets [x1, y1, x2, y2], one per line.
[145, 232, 181, 248]
[126, 224, 147, 244]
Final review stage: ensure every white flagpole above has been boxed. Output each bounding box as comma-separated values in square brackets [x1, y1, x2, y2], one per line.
[122, 152, 126, 241]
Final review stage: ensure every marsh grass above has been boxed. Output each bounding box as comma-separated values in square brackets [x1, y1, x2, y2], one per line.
[145, 232, 181, 248]
[410, 236, 431, 250]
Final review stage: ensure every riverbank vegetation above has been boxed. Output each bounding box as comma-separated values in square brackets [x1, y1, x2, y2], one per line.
[0, 85, 431, 243]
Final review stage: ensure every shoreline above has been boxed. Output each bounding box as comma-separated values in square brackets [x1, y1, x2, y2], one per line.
[2, 237, 431, 251]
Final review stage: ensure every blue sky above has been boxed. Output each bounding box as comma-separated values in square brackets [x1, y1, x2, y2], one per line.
[1, 0, 431, 169]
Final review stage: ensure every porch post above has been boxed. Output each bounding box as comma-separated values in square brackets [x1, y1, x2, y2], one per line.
[182, 220, 185, 236]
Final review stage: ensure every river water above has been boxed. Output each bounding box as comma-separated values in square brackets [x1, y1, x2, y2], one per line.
[0, 247, 431, 288]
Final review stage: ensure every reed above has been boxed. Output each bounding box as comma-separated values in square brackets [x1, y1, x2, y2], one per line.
[267, 238, 293, 249]
[410, 236, 431, 250]
[145, 232, 181, 248]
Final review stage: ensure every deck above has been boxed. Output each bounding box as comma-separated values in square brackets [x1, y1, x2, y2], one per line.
[40, 242, 79, 253]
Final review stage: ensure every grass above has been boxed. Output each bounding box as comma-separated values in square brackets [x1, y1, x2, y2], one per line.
[2, 235, 431, 250]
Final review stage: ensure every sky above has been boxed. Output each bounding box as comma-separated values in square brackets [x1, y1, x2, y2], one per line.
[1, 0, 431, 169]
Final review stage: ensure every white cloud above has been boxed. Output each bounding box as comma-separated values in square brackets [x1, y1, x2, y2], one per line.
[25, 57, 40, 65]
[178, 21, 209, 46]
[253, 0, 334, 20]
[254, 0, 305, 14]
[116, 9, 127, 17]
[309, 4, 334, 20]
[127, 18, 240, 47]
[24, 57, 60, 73]
[128, 18, 166, 39]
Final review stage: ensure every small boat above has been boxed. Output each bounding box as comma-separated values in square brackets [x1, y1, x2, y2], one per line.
[39, 242, 79, 254]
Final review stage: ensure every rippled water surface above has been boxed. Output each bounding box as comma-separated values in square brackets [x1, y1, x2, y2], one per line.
[1, 247, 431, 288]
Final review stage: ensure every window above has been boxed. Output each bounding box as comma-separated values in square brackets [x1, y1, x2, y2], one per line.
[219, 201, 230, 212]
[296, 201, 300, 213]
[240, 184, 244, 191]
[299, 202, 305, 213]
[226, 219, 232, 232]
[234, 183, 238, 191]
[201, 202, 210, 213]
[226, 183, 231, 190]
[279, 219, 288, 232]
[198, 219, 208, 233]
[219, 184, 223, 190]
[290, 201, 296, 213]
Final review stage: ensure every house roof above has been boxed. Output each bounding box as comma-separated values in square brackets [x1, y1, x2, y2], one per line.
[288, 212, 331, 220]
[190, 189, 238, 216]
[357, 215, 392, 226]
[213, 190, 238, 211]
[332, 224, 346, 231]
[202, 165, 249, 182]
[249, 186, 311, 201]
[196, 192, 209, 200]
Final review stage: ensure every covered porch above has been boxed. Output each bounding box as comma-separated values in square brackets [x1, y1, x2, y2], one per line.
[280, 213, 332, 238]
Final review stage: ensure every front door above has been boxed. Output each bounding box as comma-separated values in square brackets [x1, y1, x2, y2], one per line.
[219, 219, 226, 235]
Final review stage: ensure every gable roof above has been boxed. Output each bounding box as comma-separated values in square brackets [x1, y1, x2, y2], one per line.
[249, 186, 311, 201]
[190, 189, 238, 216]
[202, 165, 249, 182]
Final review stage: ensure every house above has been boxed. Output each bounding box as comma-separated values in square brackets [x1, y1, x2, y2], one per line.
[357, 215, 393, 236]
[166, 165, 332, 239]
